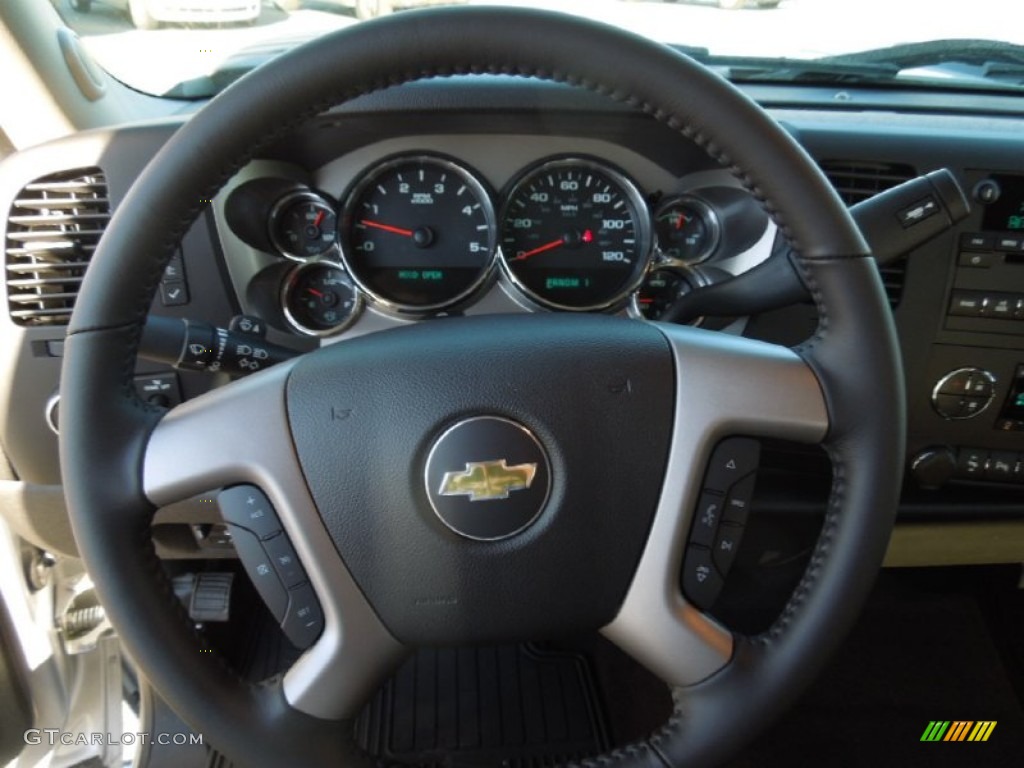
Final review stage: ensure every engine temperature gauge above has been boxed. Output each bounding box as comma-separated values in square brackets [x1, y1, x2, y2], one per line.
[282, 262, 361, 337]
[630, 267, 705, 323]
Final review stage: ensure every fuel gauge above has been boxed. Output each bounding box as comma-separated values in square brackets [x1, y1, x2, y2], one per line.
[653, 196, 720, 264]
[629, 266, 706, 323]
[282, 262, 361, 337]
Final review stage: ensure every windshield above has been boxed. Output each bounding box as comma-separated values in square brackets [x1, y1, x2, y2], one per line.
[52, 0, 1024, 99]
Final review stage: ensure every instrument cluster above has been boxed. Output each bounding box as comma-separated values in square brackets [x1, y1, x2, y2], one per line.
[224, 152, 767, 337]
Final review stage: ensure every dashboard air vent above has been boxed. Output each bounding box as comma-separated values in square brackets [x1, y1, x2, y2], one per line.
[819, 160, 916, 307]
[4, 168, 110, 326]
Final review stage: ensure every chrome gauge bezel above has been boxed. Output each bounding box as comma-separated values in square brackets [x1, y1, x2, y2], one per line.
[268, 190, 340, 262]
[497, 157, 654, 313]
[338, 154, 499, 318]
[627, 262, 710, 325]
[281, 260, 363, 337]
[652, 194, 721, 265]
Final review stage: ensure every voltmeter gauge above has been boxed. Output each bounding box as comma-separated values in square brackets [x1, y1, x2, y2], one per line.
[282, 261, 361, 337]
[270, 191, 338, 261]
[629, 267, 706, 323]
[653, 196, 720, 264]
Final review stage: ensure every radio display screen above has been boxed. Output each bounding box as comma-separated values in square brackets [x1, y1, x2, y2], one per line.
[982, 174, 1024, 232]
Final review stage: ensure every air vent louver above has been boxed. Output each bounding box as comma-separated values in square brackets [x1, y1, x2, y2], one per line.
[5, 168, 110, 326]
[819, 160, 916, 307]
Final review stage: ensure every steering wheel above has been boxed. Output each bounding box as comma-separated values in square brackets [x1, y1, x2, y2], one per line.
[59, 8, 904, 767]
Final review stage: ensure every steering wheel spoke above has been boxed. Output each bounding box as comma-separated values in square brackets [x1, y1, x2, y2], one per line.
[603, 325, 829, 686]
[143, 363, 405, 720]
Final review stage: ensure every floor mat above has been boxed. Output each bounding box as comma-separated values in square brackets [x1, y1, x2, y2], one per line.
[727, 569, 1024, 768]
[355, 643, 611, 767]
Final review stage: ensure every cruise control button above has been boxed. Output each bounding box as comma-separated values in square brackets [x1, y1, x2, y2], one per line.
[704, 438, 760, 493]
[218, 485, 282, 540]
[263, 533, 306, 589]
[227, 524, 288, 622]
[722, 473, 755, 526]
[713, 524, 744, 576]
[281, 583, 324, 649]
[690, 493, 723, 548]
[681, 546, 722, 612]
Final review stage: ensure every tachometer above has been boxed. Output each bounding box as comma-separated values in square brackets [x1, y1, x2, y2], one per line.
[499, 158, 651, 311]
[339, 155, 496, 314]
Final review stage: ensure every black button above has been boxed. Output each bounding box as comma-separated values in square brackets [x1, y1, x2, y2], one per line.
[218, 485, 282, 540]
[1014, 456, 1024, 484]
[957, 252, 993, 269]
[227, 524, 288, 622]
[712, 524, 744, 576]
[936, 370, 972, 396]
[159, 281, 189, 307]
[897, 196, 939, 228]
[281, 583, 324, 650]
[948, 291, 986, 317]
[263, 533, 306, 589]
[722, 473, 755, 526]
[972, 179, 1001, 205]
[680, 546, 722, 612]
[162, 253, 186, 283]
[690, 492, 724, 548]
[133, 373, 181, 407]
[960, 397, 989, 418]
[228, 315, 267, 338]
[932, 394, 965, 418]
[704, 437, 760, 493]
[965, 373, 994, 397]
[1014, 298, 1024, 321]
[956, 448, 989, 478]
[985, 452, 1016, 482]
[988, 295, 1015, 319]
[959, 233, 992, 250]
[995, 236, 1022, 252]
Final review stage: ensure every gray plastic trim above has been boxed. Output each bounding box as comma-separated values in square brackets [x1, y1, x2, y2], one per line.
[142, 362, 404, 719]
[601, 325, 829, 686]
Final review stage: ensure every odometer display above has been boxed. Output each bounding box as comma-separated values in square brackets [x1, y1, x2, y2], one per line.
[339, 155, 496, 313]
[499, 158, 651, 311]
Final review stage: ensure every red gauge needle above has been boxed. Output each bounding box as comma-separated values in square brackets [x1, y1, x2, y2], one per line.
[307, 288, 325, 298]
[312, 210, 325, 228]
[359, 219, 414, 237]
[513, 237, 565, 261]
[675, 213, 688, 230]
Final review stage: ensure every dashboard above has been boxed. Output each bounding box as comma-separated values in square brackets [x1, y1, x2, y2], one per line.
[1, 77, 1023, 565]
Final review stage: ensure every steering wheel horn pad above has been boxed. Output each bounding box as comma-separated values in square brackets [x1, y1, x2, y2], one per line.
[60, 7, 904, 767]
[286, 314, 675, 645]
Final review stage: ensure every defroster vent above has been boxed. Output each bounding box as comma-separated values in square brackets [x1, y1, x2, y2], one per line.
[819, 160, 916, 307]
[4, 168, 110, 326]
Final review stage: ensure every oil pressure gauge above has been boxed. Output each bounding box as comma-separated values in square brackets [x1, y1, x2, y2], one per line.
[282, 261, 361, 336]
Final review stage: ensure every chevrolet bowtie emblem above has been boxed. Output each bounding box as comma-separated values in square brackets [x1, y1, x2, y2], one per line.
[439, 460, 538, 502]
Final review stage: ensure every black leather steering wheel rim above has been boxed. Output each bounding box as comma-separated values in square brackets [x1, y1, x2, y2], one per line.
[59, 7, 905, 767]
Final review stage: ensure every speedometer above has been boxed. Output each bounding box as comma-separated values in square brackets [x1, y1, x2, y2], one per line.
[499, 158, 651, 311]
[339, 155, 496, 314]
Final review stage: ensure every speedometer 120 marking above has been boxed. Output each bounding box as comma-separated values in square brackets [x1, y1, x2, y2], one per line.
[339, 154, 497, 314]
[499, 158, 652, 311]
